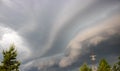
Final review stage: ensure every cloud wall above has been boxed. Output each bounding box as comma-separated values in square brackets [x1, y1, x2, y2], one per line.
[0, 0, 120, 71]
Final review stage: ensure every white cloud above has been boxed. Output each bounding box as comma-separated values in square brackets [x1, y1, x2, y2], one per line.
[0, 25, 31, 61]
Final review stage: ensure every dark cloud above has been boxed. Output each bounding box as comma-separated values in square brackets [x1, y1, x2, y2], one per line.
[43, 0, 120, 57]
[0, 0, 120, 71]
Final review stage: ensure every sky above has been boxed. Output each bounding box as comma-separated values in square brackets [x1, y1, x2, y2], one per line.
[0, 0, 120, 71]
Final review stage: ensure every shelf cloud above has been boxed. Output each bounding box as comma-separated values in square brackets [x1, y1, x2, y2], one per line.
[0, 0, 120, 71]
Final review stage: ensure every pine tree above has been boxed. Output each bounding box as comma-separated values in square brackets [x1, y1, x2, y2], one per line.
[0, 44, 20, 71]
[97, 59, 111, 71]
[112, 56, 120, 71]
[79, 63, 91, 71]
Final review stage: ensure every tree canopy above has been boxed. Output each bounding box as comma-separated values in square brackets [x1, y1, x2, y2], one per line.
[112, 57, 120, 71]
[97, 59, 111, 71]
[0, 44, 20, 71]
[79, 63, 91, 71]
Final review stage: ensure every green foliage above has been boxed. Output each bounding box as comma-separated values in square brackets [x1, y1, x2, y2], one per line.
[79, 63, 91, 71]
[112, 57, 120, 71]
[79, 57, 120, 71]
[97, 59, 111, 71]
[0, 44, 20, 71]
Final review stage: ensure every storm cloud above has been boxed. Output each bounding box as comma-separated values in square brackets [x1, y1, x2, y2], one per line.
[0, 0, 120, 71]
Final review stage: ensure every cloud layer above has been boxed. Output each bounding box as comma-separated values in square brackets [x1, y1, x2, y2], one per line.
[0, 0, 120, 71]
[59, 14, 120, 67]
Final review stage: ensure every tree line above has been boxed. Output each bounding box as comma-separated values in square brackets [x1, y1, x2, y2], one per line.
[79, 57, 120, 71]
[0, 44, 119, 71]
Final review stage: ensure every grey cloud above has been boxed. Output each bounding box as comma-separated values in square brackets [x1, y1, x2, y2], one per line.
[43, 0, 120, 57]
[59, 14, 120, 67]
[0, 0, 120, 71]
[22, 54, 63, 71]
[22, 15, 120, 70]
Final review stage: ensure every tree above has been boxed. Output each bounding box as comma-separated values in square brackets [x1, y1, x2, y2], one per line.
[112, 56, 120, 71]
[79, 63, 91, 71]
[0, 44, 20, 71]
[97, 59, 111, 71]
